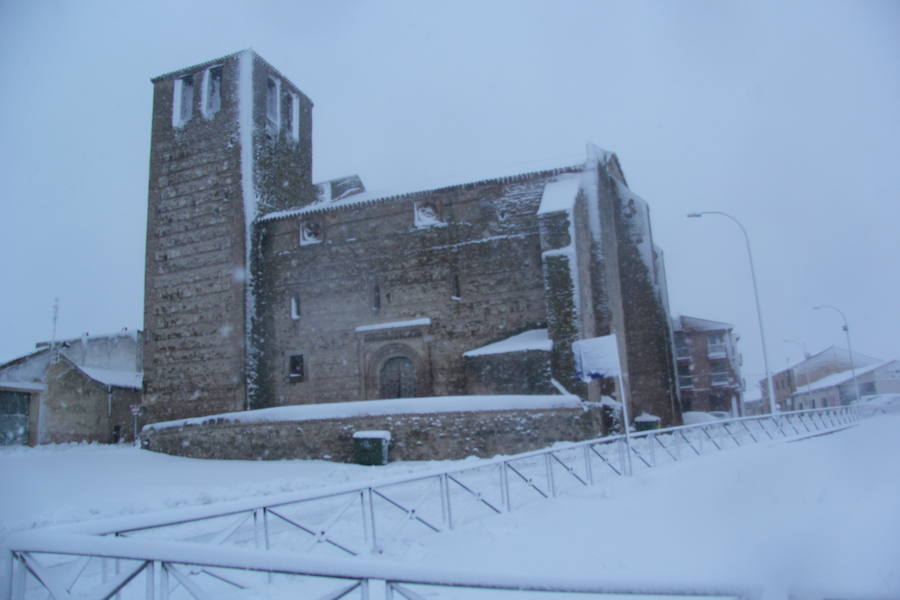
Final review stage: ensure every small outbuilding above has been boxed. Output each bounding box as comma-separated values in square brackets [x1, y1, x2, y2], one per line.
[0, 330, 143, 446]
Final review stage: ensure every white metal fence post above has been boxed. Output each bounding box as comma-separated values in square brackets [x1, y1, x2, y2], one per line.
[500, 463, 512, 512]
[545, 453, 557, 497]
[365, 487, 379, 552]
[11, 552, 25, 600]
[160, 562, 169, 600]
[145, 560, 156, 600]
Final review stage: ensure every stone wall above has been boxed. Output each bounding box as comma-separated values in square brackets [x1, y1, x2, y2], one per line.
[43, 360, 140, 444]
[144, 51, 315, 423]
[144, 52, 248, 423]
[142, 50, 681, 432]
[140, 404, 608, 462]
[464, 350, 553, 395]
[592, 156, 681, 425]
[253, 172, 575, 408]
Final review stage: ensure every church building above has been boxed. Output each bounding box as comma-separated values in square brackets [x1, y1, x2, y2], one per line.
[142, 50, 681, 430]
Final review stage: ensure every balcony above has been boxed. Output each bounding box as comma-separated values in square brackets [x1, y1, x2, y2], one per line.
[707, 343, 727, 359]
[710, 372, 731, 387]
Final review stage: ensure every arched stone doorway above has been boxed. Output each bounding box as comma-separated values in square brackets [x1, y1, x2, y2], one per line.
[379, 356, 416, 399]
[359, 336, 432, 400]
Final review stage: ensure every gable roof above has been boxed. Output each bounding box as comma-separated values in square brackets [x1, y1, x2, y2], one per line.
[258, 161, 584, 222]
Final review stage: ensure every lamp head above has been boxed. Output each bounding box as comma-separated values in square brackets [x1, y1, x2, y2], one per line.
[686, 212, 703, 218]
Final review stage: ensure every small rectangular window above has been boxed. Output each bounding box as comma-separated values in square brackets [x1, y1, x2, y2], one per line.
[290, 295, 301, 320]
[202, 66, 222, 118]
[266, 77, 281, 129]
[172, 74, 194, 127]
[289, 354, 304, 381]
[299, 221, 322, 245]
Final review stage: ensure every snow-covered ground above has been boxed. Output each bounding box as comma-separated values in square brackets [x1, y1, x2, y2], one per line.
[0, 443, 479, 538]
[398, 414, 900, 596]
[3, 414, 899, 597]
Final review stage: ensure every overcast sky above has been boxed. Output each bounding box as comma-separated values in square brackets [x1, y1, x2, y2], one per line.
[1, 0, 898, 394]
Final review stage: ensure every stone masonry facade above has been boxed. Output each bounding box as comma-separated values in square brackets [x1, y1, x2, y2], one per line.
[142, 50, 681, 454]
[141, 405, 608, 462]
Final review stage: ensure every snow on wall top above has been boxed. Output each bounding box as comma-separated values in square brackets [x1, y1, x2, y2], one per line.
[355, 318, 431, 333]
[76, 366, 144, 390]
[463, 329, 552, 357]
[259, 159, 584, 222]
[144, 394, 582, 432]
[537, 176, 581, 215]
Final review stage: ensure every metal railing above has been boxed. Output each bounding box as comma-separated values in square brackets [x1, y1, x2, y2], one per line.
[3, 406, 861, 599]
[7, 532, 763, 600]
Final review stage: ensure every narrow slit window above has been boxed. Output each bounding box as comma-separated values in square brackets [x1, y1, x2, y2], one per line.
[373, 284, 381, 311]
[289, 92, 300, 141]
[202, 66, 222, 118]
[173, 74, 194, 127]
[266, 77, 281, 129]
[290, 295, 301, 320]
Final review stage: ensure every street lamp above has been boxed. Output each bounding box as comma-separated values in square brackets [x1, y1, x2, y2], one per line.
[813, 305, 861, 405]
[687, 211, 777, 414]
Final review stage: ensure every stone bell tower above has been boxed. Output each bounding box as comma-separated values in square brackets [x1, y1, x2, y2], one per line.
[143, 50, 314, 423]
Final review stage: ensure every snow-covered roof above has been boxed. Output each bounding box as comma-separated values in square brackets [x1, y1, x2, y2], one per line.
[145, 394, 581, 432]
[76, 366, 143, 390]
[259, 159, 584, 222]
[673, 315, 734, 333]
[572, 334, 621, 381]
[0, 380, 45, 392]
[463, 329, 552, 357]
[0, 347, 50, 373]
[537, 176, 581, 215]
[786, 345, 882, 372]
[794, 361, 894, 394]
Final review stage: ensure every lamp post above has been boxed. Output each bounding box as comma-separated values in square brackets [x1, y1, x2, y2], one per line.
[784, 338, 812, 410]
[813, 305, 860, 405]
[687, 211, 777, 414]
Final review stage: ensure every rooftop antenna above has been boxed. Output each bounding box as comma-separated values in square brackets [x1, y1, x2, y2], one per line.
[50, 298, 59, 363]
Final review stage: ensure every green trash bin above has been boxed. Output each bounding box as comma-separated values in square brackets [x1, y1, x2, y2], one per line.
[353, 430, 391, 465]
[633, 412, 661, 432]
